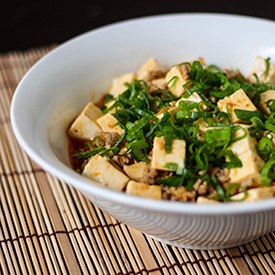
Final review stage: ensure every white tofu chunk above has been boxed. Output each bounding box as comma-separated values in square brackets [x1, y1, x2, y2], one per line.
[123, 162, 150, 181]
[248, 56, 275, 84]
[151, 78, 166, 89]
[82, 102, 104, 121]
[196, 197, 220, 204]
[152, 136, 186, 171]
[217, 89, 257, 124]
[108, 72, 137, 98]
[68, 102, 103, 140]
[82, 154, 129, 191]
[126, 180, 161, 199]
[96, 113, 124, 135]
[165, 65, 191, 98]
[137, 58, 160, 80]
[228, 128, 265, 186]
[176, 92, 209, 111]
[257, 90, 275, 115]
[230, 186, 275, 202]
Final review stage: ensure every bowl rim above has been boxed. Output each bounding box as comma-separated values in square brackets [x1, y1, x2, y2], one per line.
[11, 12, 275, 215]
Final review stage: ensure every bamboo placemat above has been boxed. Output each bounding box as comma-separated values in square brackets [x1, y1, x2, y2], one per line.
[1, 46, 275, 275]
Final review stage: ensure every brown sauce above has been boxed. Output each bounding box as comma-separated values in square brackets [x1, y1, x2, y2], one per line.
[94, 95, 106, 107]
[68, 137, 91, 173]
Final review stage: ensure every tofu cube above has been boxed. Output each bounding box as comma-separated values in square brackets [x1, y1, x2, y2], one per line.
[82, 154, 129, 191]
[126, 180, 161, 199]
[68, 102, 103, 140]
[137, 58, 160, 80]
[152, 136, 186, 171]
[165, 65, 191, 98]
[96, 113, 124, 135]
[230, 186, 275, 202]
[123, 162, 150, 181]
[248, 56, 275, 84]
[108, 72, 137, 98]
[227, 128, 265, 186]
[217, 89, 257, 124]
[257, 90, 275, 115]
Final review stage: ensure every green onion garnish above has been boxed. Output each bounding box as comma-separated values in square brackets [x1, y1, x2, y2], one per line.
[261, 155, 275, 186]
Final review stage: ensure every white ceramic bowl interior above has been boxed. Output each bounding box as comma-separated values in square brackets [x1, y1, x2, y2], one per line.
[11, 13, 275, 249]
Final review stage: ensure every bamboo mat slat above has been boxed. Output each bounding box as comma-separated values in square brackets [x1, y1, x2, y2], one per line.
[2, 46, 275, 275]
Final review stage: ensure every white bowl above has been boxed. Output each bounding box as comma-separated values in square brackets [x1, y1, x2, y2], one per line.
[11, 13, 275, 250]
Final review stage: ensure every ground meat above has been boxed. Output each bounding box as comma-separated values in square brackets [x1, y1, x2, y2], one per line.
[209, 95, 217, 104]
[147, 82, 161, 94]
[211, 167, 230, 183]
[161, 186, 196, 202]
[112, 153, 134, 168]
[95, 132, 121, 146]
[223, 69, 243, 80]
[193, 179, 208, 196]
[155, 171, 174, 180]
[144, 70, 166, 83]
[240, 178, 258, 189]
[197, 182, 208, 196]
[180, 64, 191, 80]
[140, 166, 158, 184]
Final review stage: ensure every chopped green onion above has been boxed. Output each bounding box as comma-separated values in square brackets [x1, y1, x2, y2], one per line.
[248, 117, 265, 137]
[261, 57, 271, 77]
[210, 175, 226, 201]
[156, 176, 182, 187]
[225, 103, 233, 126]
[215, 149, 242, 169]
[205, 127, 231, 148]
[134, 107, 159, 122]
[234, 109, 264, 123]
[113, 123, 127, 147]
[265, 118, 275, 133]
[230, 125, 248, 143]
[167, 76, 178, 88]
[101, 147, 120, 157]
[127, 117, 148, 137]
[207, 64, 222, 73]
[175, 110, 213, 120]
[225, 184, 248, 202]
[163, 125, 175, 153]
[209, 86, 235, 99]
[164, 162, 179, 170]
[130, 141, 150, 163]
[257, 136, 273, 156]
[197, 101, 219, 114]
[267, 99, 275, 113]
[178, 100, 198, 111]
[72, 146, 106, 160]
[261, 155, 275, 186]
